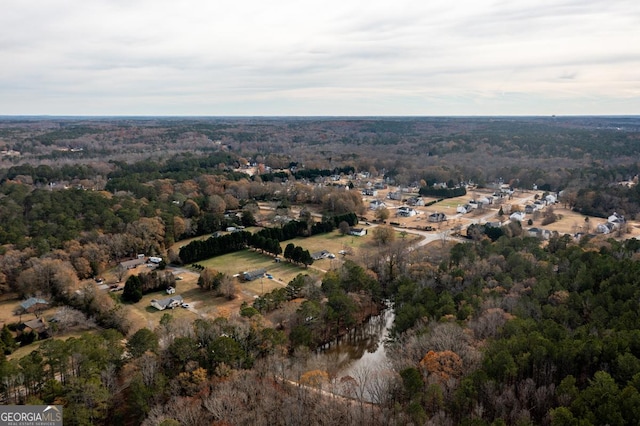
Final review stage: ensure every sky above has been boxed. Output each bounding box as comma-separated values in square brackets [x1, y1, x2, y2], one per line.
[1, 0, 639, 116]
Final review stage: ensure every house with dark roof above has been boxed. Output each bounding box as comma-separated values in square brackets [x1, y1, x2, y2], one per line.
[428, 212, 447, 223]
[119, 254, 146, 270]
[243, 269, 266, 281]
[387, 191, 403, 201]
[150, 295, 184, 311]
[407, 197, 425, 206]
[311, 250, 330, 260]
[527, 227, 552, 240]
[17, 317, 49, 338]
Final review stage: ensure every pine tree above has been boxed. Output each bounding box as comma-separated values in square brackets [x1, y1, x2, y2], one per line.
[122, 275, 143, 303]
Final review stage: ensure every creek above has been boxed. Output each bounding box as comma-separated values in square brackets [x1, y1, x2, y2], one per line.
[311, 306, 395, 402]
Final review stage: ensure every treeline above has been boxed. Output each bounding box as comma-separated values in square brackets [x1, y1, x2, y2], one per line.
[418, 185, 467, 198]
[573, 183, 640, 219]
[178, 231, 252, 264]
[2, 163, 99, 183]
[282, 243, 313, 267]
[122, 270, 176, 303]
[179, 212, 358, 264]
[259, 166, 356, 182]
[107, 152, 239, 181]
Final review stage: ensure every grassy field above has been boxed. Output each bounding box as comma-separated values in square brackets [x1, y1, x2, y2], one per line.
[199, 249, 317, 284]
[532, 206, 595, 235]
[128, 226, 423, 327]
[432, 198, 469, 209]
[0, 297, 24, 327]
[169, 226, 264, 253]
[284, 229, 373, 254]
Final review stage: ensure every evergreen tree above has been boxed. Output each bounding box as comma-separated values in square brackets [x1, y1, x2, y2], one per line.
[284, 243, 295, 261]
[122, 275, 143, 303]
[0, 325, 16, 354]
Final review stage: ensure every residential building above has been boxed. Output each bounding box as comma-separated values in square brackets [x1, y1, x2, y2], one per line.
[150, 295, 184, 311]
[428, 212, 447, 223]
[397, 206, 417, 217]
[19, 297, 49, 314]
[243, 269, 266, 281]
[349, 228, 367, 236]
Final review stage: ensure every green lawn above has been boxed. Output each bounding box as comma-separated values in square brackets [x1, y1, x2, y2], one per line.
[284, 229, 373, 253]
[431, 198, 468, 209]
[199, 249, 319, 286]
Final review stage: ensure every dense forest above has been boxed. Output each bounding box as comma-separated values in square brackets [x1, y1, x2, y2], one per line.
[2, 116, 640, 424]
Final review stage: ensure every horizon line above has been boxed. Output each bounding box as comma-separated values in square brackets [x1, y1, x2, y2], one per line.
[1, 114, 639, 119]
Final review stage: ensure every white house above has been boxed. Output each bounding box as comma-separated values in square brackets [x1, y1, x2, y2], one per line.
[369, 200, 386, 210]
[407, 197, 425, 206]
[510, 212, 526, 222]
[349, 228, 367, 236]
[608, 212, 625, 226]
[597, 222, 616, 234]
[397, 206, 417, 217]
[456, 204, 475, 214]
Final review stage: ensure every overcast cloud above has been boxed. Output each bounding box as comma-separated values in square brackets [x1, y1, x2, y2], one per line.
[1, 0, 639, 115]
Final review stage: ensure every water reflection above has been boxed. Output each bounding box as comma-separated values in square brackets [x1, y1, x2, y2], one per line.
[311, 307, 395, 396]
